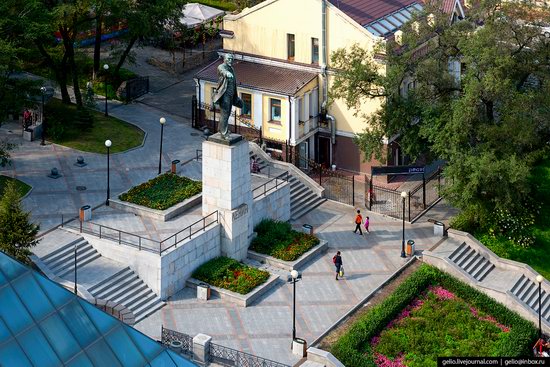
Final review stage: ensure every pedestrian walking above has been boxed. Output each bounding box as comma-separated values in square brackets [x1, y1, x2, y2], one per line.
[353, 210, 363, 235]
[333, 251, 343, 280]
[364, 216, 370, 233]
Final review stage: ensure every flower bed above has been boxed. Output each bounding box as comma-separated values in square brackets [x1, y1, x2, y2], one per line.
[119, 173, 201, 210]
[331, 265, 538, 367]
[192, 257, 269, 295]
[250, 219, 320, 261]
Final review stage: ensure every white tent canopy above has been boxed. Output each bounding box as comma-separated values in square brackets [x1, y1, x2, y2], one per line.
[179, 3, 225, 27]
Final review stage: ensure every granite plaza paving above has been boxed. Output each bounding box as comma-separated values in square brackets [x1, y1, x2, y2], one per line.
[1, 100, 443, 365]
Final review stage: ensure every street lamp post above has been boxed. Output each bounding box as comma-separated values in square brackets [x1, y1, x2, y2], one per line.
[103, 64, 109, 117]
[74, 244, 78, 295]
[40, 86, 47, 145]
[288, 270, 301, 342]
[536, 275, 544, 339]
[158, 117, 166, 175]
[401, 191, 407, 258]
[105, 140, 112, 205]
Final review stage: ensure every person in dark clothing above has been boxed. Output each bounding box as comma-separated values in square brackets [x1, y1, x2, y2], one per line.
[333, 251, 343, 280]
[353, 210, 363, 235]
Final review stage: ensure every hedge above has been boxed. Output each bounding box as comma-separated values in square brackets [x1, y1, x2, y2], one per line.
[330, 264, 538, 367]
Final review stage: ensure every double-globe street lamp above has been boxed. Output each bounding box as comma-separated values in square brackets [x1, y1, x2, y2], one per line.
[401, 191, 408, 258]
[536, 275, 544, 339]
[40, 86, 47, 146]
[105, 139, 112, 206]
[288, 269, 302, 343]
[103, 64, 109, 117]
[158, 117, 166, 175]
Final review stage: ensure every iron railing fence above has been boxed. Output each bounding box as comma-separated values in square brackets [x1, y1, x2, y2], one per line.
[209, 342, 290, 367]
[62, 210, 219, 255]
[160, 211, 219, 254]
[124, 76, 150, 101]
[161, 326, 193, 358]
[252, 172, 289, 199]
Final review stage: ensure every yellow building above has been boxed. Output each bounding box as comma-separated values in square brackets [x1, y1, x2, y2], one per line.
[194, 0, 464, 172]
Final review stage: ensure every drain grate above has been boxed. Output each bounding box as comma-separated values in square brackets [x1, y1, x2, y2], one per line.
[190, 132, 199, 136]
[76, 186, 87, 191]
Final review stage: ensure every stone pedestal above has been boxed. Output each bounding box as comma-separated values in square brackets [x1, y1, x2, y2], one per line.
[192, 333, 212, 364]
[202, 134, 252, 261]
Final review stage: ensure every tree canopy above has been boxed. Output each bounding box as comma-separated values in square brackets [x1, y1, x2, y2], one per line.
[330, 0, 550, 228]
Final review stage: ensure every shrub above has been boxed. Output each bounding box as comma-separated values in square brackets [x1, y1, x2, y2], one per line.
[192, 257, 269, 294]
[119, 173, 202, 210]
[250, 219, 320, 261]
[330, 264, 537, 367]
[488, 205, 537, 248]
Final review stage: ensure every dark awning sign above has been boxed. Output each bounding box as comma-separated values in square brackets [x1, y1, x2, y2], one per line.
[371, 165, 425, 176]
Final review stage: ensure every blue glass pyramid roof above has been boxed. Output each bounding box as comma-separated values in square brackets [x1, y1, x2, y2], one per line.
[0, 251, 197, 367]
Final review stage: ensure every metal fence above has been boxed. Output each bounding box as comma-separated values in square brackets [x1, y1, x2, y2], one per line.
[62, 210, 219, 255]
[161, 326, 193, 358]
[123, 77, 149, 101]
[366, 167, 444, 221]
[161, 327, 290, 367]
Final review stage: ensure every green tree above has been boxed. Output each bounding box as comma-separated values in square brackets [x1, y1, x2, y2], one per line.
[0, 180, 40, 264]
[329, 0, 550, 227]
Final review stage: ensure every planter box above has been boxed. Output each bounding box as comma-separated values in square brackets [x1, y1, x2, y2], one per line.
[248, 239, 328, 272]
[186, 273, 280, 307]
[109, 192, 202, 222]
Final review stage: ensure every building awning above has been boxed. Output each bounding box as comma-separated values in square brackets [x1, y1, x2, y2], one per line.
[195, 59, 318, 96]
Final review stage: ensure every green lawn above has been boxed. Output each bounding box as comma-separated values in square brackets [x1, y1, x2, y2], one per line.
[0, 176, 31, 198]
[477, 158, 550, 279]
[45, 99, 144, 153]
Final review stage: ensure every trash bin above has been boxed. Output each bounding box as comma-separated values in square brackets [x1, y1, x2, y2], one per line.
[302, 224, 313, 235]
[79, 205, 92, 222]
[292, 338, 307, 357]
[406, 240, 415, 257]
[171, 160, 180, 174]
[433, 221, 445, 236]
[169, 340, 183, 353]
[331, 164, 337, 171]
[197, 283, 211, 300]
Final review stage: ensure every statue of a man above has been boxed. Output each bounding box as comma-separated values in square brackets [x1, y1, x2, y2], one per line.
[213, 54, 243, 139]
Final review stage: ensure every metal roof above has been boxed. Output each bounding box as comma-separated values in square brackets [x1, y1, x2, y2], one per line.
[0, 251, 197, 367]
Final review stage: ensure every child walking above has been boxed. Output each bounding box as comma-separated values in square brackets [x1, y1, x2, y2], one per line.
[364, 216, 370, 233]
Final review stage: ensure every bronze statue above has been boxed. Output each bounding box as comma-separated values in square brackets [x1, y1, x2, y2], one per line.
[213, 54, 243, 139]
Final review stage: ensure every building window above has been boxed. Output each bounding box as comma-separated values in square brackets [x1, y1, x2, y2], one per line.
[270, 98, 281, 121]
[287, 34, 295, 61]
[240, 93, 251, 117]
[311, 38, 319, 64]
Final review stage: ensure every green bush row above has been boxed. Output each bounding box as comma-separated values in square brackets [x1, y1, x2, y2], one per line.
[250, 219, 320, 261]
[192, 256, 269, 294]
[119, 173, 202, 210]
[330, 264, 538, 367]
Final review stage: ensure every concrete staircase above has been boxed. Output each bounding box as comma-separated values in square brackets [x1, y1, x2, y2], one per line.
[88, 267, 165, 323]
[41, 237, 101, 278]
[448, 242, 495, 281]
[250, 152, 326, 221]
[510, 275, 550, 324]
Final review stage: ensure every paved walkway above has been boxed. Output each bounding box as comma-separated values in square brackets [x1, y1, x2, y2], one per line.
[0, 103, 204, 233]
[135, 200, 441, 366]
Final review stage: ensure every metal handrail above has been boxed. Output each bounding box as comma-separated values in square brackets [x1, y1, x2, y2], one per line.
[160, 210, 219, 254]
[252, 172, 289, 199]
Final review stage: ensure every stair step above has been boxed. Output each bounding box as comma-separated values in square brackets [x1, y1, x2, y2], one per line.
[518, 282, 536, 301]
[290, 184, 308, 196]
[129, 292, 157, 313]
[58, 253, 102, 278]
[48, 244, 95, 271]
[42, 238, 88, 264]
[95, 276, 141, 301]
[476, 263, 494, 282]
[88, 267, 132, 294]
[536, 293, 550, 313]
[448, 242, 467, 261]
[526, 285, 542, 307]
[291, 198, 326, 221]
[463, 254, 482, 274]
[543, 303, 550, 320]
[92, 272, 139, 299]
[114, 283, 150, 305]
[50, 247, 97, 275]
[134, 299, 165, 324]
[456, 248, 475, 268]
[291, 193, 319, 211]
[511, 275, 527, 294]
[291, 190, 316, 208]
[472, 260, 491, 280]
[450, 243, 470, 265]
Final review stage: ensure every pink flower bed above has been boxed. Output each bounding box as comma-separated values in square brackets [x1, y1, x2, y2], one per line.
[370, 285, 510, 366]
